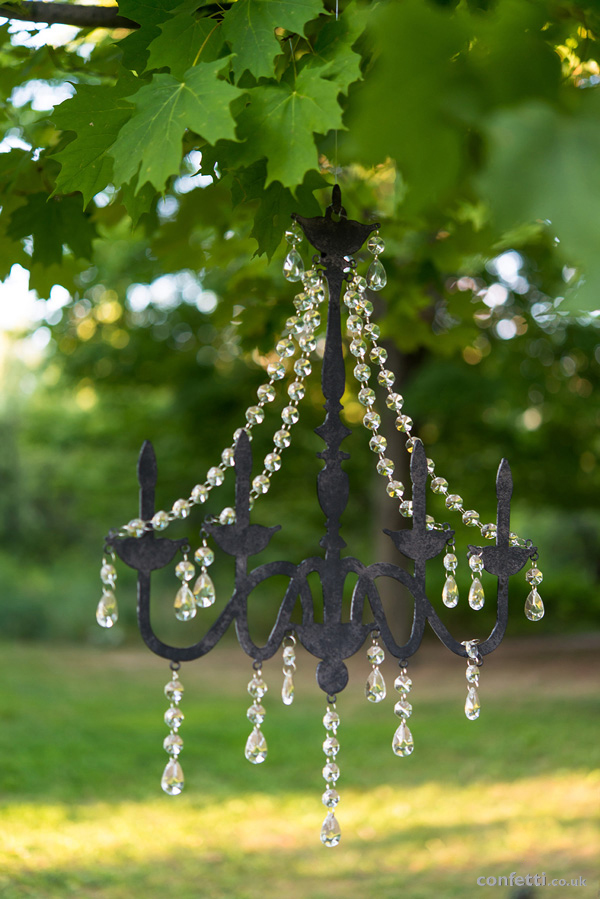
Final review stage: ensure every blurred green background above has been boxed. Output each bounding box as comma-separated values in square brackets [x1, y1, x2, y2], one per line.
[0, 1, 599, 896]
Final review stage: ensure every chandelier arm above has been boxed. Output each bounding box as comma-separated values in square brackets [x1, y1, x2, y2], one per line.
[351, 564, 429, 660]
[136, 571, 240, 662]
[233, 561, 303, 661]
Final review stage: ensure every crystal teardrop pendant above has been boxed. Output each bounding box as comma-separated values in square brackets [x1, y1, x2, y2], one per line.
[442, 575, 459, 608]
[281, 672, 294, 706]
[465, 686, 481, 720]
[392, 720, 414, 756]
[193, 572, 216, 608]
[161, 758, 184, 795]
[524, 588, 544, 621]
[366, 258, 387, 290]
[96, 590, 118, 628]
[320, 811, 341, 847]
[245, 726, 268, 764]
[283, 247, 304, 282]
[174, 584, 197, 621]
[365, 667, 386, 702]
[468, 577, 485, 610]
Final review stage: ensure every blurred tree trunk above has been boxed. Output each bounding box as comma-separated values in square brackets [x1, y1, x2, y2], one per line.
[374, 342, 427, 647]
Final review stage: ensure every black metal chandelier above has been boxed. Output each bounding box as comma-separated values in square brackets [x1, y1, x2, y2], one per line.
[97, 186, 544, 847]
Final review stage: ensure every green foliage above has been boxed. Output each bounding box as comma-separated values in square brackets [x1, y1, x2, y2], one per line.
[221, 0, 325, 81]
[1, 0, 600, 303]
[111, 60, 243, 192]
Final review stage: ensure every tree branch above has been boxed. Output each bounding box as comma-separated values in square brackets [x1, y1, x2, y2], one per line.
[0, 2, 139, 29]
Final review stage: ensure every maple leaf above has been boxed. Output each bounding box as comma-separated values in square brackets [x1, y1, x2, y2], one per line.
[236, 67, 344, 188]
[52, 79, 138, 207]
[7, 194, 96, 266]
[110, 59, 243, 193]
[117, 0, 182, 72]
[147, 0, 224, 79]
[221, 0, 324, 81]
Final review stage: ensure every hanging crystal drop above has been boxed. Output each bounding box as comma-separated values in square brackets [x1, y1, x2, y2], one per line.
[96, 590, 118, 628]
[442, 575, 459, 608]
[193, 572, 216, 608]
[365, 667, 386, 702]
[322, 788, 340, 808]
[323, 736, 340, 757]
[320, 812, 341, 847]
[161, 758, 184, 795]
[163, 733, 183, 756]
[245, 726, 268, 764]
[283, 247, 304, 282]
[468, 578, 485, 610]
[465, 686, 481, 720]
[164, 705, 184, 729]
[466, 664, 480, 684]
[174, 583, 197, 621]
[248, 673, 268, 699]
[366, 258, 387, 290]
[165, 679, 184, 702]
[323, 708, 340, 731]
[247, 703, 266, 725]
[394, 672, 412, 692]
[392, 720, 414, 756]
[100, 563, 117, 586]
[394, 698, 412, 718]
[281, 672, 294, 706]
[524, 588, 545, 621]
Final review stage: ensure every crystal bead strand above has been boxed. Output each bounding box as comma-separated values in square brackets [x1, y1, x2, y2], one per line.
[467, 550, 485, 611]
[392, 666, 414, 756]
[281, 633, 296, 706]
[112, 281, 323, 541]
[96, 547, 118, 628]
[162, 662, 185, 794]
[524, 558, 545, 621]
[462, 641, 482, 720]
[173, 546, 197, 621]
[99, 269, 327, 634]
[250, 271, 325, 503]
[321, 702, 341, 847]
[345, 283, 535, 552]
[245, 663, 268, 764]
[365, 630, 386, 702]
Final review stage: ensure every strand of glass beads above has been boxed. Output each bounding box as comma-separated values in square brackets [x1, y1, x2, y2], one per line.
[321, 702, 341, 847]
[162, 662, 185, 794]
[98, 269, 328, 629]
[365, 630, 386, 702]
[96, 548, 118, 628]
[392, 666, 414, 756]
[463, 641, 482, 720]
[524, 558, 545, 620]
[281, 633, 296, 706]
[111, 269, 326, 542]
[344, 274, 543, 605]
[245, 663, 268, 764]
[467, 549, 485, 611]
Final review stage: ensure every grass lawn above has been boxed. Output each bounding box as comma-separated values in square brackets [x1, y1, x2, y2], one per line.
[0, 637, 598, 898]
